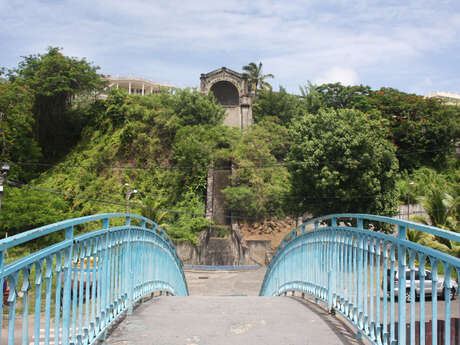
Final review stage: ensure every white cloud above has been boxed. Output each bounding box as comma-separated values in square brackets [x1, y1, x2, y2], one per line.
[314, 67, 359, 86]
[1, 0, 459, 94]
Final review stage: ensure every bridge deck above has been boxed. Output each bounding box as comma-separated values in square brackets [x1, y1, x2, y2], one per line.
[105, 295, 360, 345]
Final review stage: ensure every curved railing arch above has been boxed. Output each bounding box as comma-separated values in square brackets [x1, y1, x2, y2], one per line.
[260, 214, 460, 345]
[0, 213, 188, 345]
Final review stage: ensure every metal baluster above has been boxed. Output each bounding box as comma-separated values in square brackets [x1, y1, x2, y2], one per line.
[34, 260, 44, 345]
[90, 239, 98, 340]
[397, 225, 407, 345]
[62, 225, 74, 345]
[443, 262, 452, 345]
[21, 267, 31, 345]
[375, 240, 382, 345]
[364, 236, 369, 334]
[430, 258, 439, 345]
[78, 243, 86, 340]
[370, 238, 376, 341]
[44, 256, 53, 345]
[0, 250, 4, 343]
[389, 244, 396, 345]
[54, 253, 62, 345]
[418, 254, 426, 345]
[408, 250, 416, 345]
[71, 245, 80, 344]
[7, 273, 19, 345]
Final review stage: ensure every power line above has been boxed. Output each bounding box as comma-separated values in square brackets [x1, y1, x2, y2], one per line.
[5, 179, 444, 224]
[7, 147, 455, 172]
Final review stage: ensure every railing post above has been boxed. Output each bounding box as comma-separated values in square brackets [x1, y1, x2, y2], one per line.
[101, 218, 110, 331]
[62, 225, 74, 345]
[0, 249, 4, 341]
[397, 225, 407, 345]
[126, 216, 134, 314]
[331, 217, 337, 228]
[327, 271, 333, 312]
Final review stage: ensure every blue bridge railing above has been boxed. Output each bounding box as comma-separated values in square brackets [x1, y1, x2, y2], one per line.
[0, 213, 188, 345]
[260, 213, 460, 345]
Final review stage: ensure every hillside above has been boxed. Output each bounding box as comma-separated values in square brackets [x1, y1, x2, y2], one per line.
[1, 49, 459, 253]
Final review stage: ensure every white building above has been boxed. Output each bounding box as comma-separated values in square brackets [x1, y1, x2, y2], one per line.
[105, 76, 173, 95]
[426, 91, 460, 106]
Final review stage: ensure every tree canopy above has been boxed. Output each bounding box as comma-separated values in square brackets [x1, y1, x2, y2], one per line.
[8, 47, 105, 161]
[288, 108, 399, 217]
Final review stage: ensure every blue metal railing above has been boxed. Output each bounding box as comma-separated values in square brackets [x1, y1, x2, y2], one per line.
[260, 214, 460, 345]
[0, 213, 188, 345]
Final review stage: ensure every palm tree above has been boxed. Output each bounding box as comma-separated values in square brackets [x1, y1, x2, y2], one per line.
[242, 62, 274, 93]
[412, 185, 460, 253]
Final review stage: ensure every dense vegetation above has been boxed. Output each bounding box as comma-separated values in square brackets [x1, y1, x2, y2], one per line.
[1, 51, 459, 249]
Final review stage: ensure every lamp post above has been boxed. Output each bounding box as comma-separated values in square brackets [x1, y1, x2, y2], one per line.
[0, 162, 10, 211]
[125, 183, 137, 214]
[407, 181, 414, 220]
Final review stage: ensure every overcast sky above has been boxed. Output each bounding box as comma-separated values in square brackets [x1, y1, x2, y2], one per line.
[1, 0, 459, 95]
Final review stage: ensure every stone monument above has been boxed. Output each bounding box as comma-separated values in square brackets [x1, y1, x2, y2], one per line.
[200, 67, 254, 129]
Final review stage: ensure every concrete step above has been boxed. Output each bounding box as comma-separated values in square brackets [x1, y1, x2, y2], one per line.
[105, 296, 361, 345]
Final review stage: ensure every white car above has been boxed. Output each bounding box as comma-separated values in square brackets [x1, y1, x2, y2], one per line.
[386, 269, 458, 302]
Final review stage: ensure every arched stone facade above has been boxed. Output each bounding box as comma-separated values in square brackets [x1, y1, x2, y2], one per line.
[200, 67, 254, 129]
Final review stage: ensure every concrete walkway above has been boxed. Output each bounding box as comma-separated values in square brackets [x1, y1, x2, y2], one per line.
[105, 268, 364, 345]
[105, 296, 358, 345]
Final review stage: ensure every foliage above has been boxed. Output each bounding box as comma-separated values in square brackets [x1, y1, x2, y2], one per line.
[161, 191, 211, 244]
[0, 87, 228, 244]
[252, 87, 306, 124]
[369, 88, 460, 170]
[0, 186, 72, 239]
[242, 62, 274, 92]
[0, 79, 41, 180]
[288, 108, 399, 218]
[222, 123, 291, 218]
[8, 47, 105, 161]
[309, 83, 374, 112]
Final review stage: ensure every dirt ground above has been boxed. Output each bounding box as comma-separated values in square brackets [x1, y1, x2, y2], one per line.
[239, 216, 296, 250]
[239, 216, 314, 250]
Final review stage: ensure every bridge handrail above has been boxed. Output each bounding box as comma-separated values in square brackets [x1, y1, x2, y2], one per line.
[0, 213, 188, 345]
[261, 213, 460, 345]
[0, 213, 173, 251]
[276, 213, 460, 257]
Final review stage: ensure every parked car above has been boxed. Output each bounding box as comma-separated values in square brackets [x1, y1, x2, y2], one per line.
[386, 269, 457, 302]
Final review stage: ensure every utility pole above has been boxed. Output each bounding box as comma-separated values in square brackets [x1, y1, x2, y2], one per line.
[0, 162, 10, 211]
[125, 183, 137, 214]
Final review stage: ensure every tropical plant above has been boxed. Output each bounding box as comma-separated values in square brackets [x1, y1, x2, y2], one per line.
[242, 62, 274, 92]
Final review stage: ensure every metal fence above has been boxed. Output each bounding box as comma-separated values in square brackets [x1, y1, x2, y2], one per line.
[0, 213, 188, 345]
[260, 213, 460, 345]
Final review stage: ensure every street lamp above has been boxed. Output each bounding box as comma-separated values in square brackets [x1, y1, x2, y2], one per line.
[0, 162, 10, 211]
[407, 181, 414, 220]
[125, 183, 137, 214]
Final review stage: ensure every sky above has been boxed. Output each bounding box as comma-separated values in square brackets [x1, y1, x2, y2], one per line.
[1, 0, 459, 95]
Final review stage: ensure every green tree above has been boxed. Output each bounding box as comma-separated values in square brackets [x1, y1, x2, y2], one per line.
[222, 125, 291, 218]
[0, 186, 72, 239]
[309, 83, 374, 112]
[9, 47, 105, 161]
[242, 62, 274, 93]
[370, 88, 459, 170]
[288, 108, 399, 218]
[0, 79, 41, 180]
[253, 86, 306, 124]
